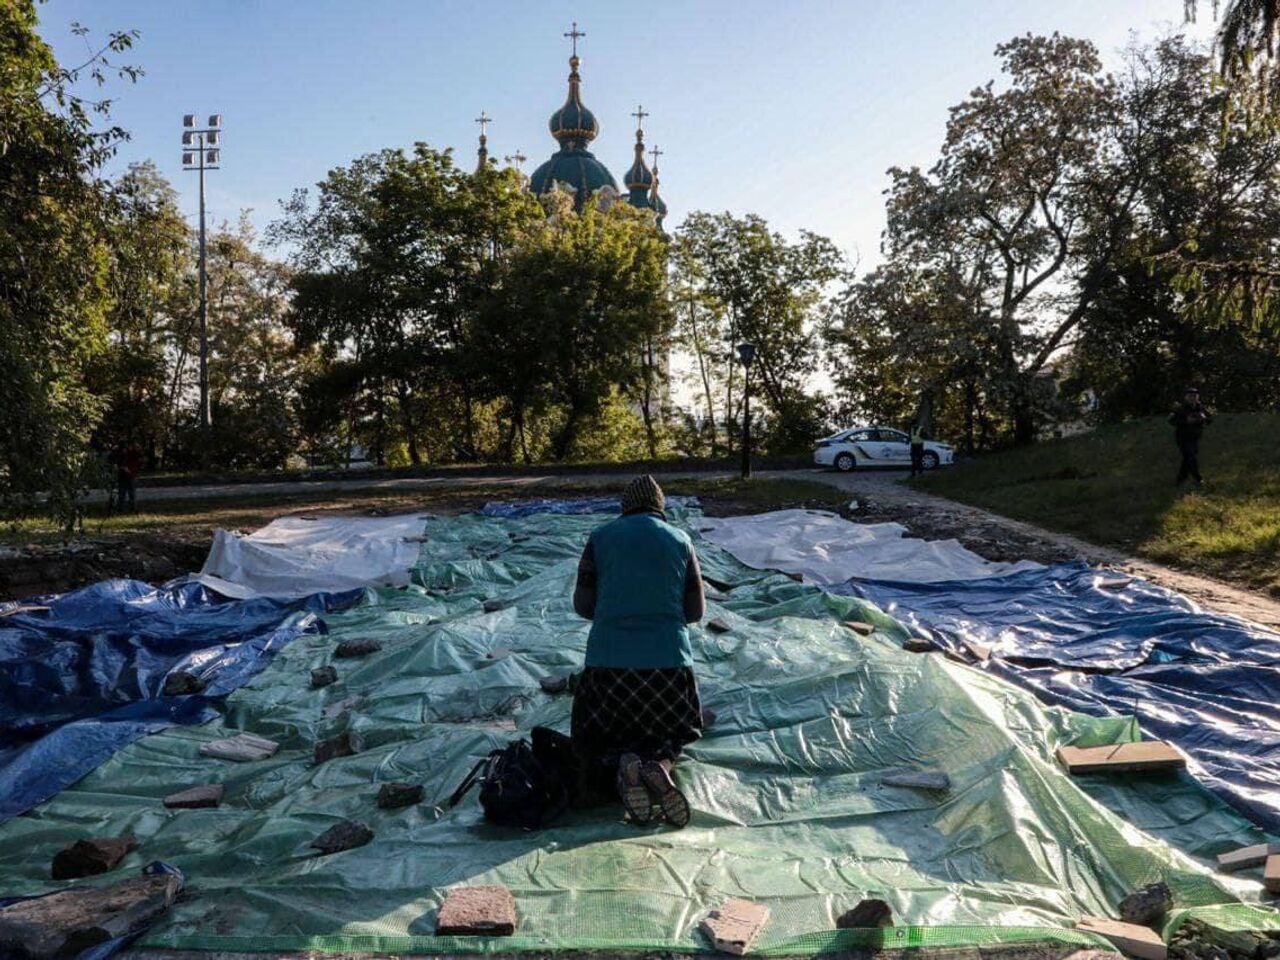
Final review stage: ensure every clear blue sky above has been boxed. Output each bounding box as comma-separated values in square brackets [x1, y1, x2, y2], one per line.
[39, 0, 1208, 264]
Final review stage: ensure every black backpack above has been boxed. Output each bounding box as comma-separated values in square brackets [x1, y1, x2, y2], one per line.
[448, 727, 575, 829]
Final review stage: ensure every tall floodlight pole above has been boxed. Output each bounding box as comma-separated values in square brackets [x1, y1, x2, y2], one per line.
[737, 342, 756, 479]
[182, 113, 222, 434]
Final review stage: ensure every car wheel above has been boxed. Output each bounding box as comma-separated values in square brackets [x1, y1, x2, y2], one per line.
[922, 451, 940, 470]
[835, 452, 856, 472]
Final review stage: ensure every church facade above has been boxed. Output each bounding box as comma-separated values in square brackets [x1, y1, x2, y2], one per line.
[475, 24, 666, 228]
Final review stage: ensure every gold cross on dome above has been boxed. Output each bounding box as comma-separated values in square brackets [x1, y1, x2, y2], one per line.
[474, 111, 491, 137]
[631, 105, 649, 129]
[649, 144, 664, 168]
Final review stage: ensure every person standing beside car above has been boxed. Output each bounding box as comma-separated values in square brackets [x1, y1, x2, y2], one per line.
[1169, 387, 1212, 487]
[909, 423, 926, 477]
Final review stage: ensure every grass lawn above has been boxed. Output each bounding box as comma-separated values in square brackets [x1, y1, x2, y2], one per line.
[915, 412, 1280, 596]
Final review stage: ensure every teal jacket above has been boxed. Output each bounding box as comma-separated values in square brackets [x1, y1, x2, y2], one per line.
[573, 511, 705, 669]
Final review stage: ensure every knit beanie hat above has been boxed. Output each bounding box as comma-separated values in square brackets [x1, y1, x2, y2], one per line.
[621, 474, 665, 515]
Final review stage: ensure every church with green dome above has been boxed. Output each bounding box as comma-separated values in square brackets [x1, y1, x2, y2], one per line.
[475, 23, 667, 228]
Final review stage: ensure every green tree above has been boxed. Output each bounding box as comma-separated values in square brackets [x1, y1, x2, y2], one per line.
[87, 161, 193, 462]
[672, 212, 842, 456]
[0, 1, 138, 526]
[274, 145, 541, 466]
[475, 192, 671, 462]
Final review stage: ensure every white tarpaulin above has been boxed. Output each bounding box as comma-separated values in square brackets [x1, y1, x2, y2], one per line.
[198, 514, 426, 597]
[695, 509, 1042, 585]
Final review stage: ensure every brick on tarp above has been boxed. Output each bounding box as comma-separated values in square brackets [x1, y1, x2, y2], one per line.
[902, 638, 934, 653]
[843, 620, 874, 636]
[163, 784, 223, 809]
[334, 638, 382, 658]
[310, 666, 338, 689]
[701, 898, 770, 956]
[314, 731, 364, 765]
[1217, 842, 1280, 872]
[376, 782, 424, 809]
[1077, 918, 1167, 960]
[1056, 742, 1185, 775]
[436, 885, 517, 936]
[310, 820, 373, 855]
[51, 837, 137, 880]
[706, 619, 732, 634]
[199, 732, 279, 762]
[1266, 854, 1280, 894]
[0, 871, 180, 960]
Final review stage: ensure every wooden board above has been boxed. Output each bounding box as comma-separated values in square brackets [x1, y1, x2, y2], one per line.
[1056, 741, 1185, 775]
[1266, 854, 1280, 894]
[1216, 842, 1280, 872]
[1077, 918, 1167, 960]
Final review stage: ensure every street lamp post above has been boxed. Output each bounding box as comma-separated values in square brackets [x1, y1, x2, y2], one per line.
[737, 342, 756, 480]
[181, 113, 223, 435]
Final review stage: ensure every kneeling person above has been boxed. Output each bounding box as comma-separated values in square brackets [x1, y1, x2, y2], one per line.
[572, 475, 705, 828]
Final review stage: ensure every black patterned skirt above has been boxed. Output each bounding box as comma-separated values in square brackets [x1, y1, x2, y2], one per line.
[571, 666, 702, 771]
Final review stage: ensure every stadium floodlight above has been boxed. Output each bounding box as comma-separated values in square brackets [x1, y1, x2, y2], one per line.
[180, 113, 224, 443]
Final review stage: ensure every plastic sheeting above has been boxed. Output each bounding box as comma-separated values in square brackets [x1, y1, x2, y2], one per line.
[836, 563, 1280, 833]
[1, 509, 1275, 956]
[0, 579, 360, 822]
[200, 514, 426, 596]
[697, 509, 1043, 584]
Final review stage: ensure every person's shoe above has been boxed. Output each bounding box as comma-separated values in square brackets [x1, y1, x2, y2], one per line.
[640, 760, 691, 828]
[617, 753, 656, 824]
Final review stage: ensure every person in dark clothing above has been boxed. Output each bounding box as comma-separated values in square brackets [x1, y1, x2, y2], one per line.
[1169, 387, 1212, 487]
[909, 423, 926, 477]
[572, 475, 705, 828]
[111, 443, 144, 512]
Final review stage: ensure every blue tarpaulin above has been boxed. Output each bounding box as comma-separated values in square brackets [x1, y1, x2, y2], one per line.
[836, 561, 1280, 832]
[0, 579, 361, 822]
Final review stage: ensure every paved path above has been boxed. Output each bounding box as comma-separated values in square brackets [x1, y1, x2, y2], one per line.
[123, 466, 1280, 630]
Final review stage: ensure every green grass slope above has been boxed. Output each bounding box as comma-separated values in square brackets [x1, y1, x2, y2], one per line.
[916, 412, 1280, 596]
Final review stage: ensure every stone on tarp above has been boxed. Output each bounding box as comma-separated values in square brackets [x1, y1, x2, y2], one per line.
[51, 836, 137, 880]
[314, 731, 364, 765]
[321, 694, 362, 720]
[0, 871, 180, 960]
[902, 638, 934, 653]
[161, 671, 205, 696]
[482, 599, 506, 613]
[836, 898, 894, 928]
[377, 782, 425, 809]
[199, 732, 279, 763]
[1119, 882, 1173, 924]
[706, 618, 731, 634]
[310, 820, 373, 855]
[701, 707, 718, 729]
[785, 572, 804, 583]
[882, 770, 951, 791]
[310, 666, 338, 688]
[334, 638, 382, 658]
[701, 898, 770, 956]
[843, 620, 875, 636]
[540, 675, 569, 694]
[163, 784, 223, 810]
[436, 885, 517, 936]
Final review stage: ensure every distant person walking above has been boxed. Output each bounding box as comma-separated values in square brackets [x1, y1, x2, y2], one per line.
[111, 442, 143, 511]
[909, 423, 926, 477]
[1169, 387, 1212, 487]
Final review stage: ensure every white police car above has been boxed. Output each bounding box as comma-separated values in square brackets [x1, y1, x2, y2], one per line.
[813, 426, 955, 472]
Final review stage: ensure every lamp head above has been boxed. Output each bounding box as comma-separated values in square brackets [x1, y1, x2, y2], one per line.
[737, 342, 756, 367]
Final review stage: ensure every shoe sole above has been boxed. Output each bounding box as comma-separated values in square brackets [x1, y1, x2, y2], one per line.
[640, 761, 691, 828]
[617, 755, 656, 824]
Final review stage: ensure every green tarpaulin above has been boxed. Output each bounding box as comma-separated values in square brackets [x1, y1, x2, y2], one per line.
[2, 509, 1276, 954]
